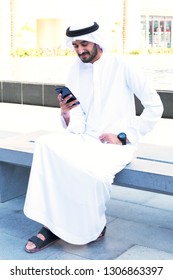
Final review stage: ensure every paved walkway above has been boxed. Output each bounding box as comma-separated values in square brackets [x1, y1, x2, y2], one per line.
[0, 103, 173, 260]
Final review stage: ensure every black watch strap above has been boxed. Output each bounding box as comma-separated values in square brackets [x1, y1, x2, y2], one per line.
[117, 132, 127, 145]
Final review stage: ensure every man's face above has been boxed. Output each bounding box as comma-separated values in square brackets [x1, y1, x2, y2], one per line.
[72, 40, 101, 63]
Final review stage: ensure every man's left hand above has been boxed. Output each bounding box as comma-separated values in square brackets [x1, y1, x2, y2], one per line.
[99, 133, 124, 144]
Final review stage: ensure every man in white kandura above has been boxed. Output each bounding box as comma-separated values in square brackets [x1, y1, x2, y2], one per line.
[24, 20, 163, 253]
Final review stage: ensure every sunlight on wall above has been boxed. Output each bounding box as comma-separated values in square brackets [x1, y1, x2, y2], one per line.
[11, 0, 124, 51]
[2, 0, 173, 56]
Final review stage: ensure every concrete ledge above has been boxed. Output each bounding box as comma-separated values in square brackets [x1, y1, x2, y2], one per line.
[0, 149, 32, 167]
[0, 130, 52, 167]
[0, 81, 173, 118]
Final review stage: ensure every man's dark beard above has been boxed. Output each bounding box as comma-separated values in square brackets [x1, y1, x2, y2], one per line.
[79, 44, 98, 63]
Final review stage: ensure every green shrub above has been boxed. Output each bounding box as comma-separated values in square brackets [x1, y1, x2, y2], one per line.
[11, 48, 76, 57]
[128, 49, 143, 55]
[11, 47, 173, 57]
[147, 47, 173, 54]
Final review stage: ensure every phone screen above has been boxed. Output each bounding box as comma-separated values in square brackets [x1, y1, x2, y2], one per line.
[55, 86, 80, 105]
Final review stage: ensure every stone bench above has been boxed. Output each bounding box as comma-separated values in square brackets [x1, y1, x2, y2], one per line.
[0, 131, 50, 202]
[0, 131, 173, 202]
[114, 150, 173, 195]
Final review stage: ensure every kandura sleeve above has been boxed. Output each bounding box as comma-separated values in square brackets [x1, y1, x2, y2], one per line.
[125, 60, 164, 144]
[66, 106, 86, 134]
[60, 105, 86, 134]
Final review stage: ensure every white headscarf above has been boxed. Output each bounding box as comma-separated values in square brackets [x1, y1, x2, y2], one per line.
[66, 20, 108, 51]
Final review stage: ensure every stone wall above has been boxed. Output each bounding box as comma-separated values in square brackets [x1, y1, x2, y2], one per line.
[0, 81, 172, 118]
[0, 81, 64, 108]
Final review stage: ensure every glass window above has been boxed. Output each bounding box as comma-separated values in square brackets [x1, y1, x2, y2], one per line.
[166, 21, 171, 31]
[143, 16, 173, 48]
[160, 21, 164, 32]
[166, 21, 171, 47]
[154, 20, 158, 32]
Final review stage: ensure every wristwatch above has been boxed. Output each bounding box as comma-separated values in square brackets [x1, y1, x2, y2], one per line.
[117, 132, 127, 145]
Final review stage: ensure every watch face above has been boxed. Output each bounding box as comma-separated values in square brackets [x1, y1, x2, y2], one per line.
[118, 133, 126, 140]
[118, 133, 127, 145]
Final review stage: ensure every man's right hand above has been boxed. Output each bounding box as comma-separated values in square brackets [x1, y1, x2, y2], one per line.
[57, 93, 79, 126]
[57, 93, 79, 113]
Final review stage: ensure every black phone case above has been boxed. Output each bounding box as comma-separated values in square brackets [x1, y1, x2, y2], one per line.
[55, 86, 80, 104]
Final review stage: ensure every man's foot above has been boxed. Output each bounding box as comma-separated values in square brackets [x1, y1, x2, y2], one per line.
[89, 226, 107, 243]
[96, 226, 106, 241]
[25, 227, 59, 253]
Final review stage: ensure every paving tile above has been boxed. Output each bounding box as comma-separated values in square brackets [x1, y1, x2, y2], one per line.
[108, 218, 173, 257]
[111, 185, 156, 205]
[0, 195, 25, 216]
[52, 232, 133, 260]
[144, 194, 173, 211]
[0, 211, 41, 239]
[0, 233, 61, 260]
[106, 198, 173, 230]
[46, 251, 89, 260]
[116, 245, 173, 260]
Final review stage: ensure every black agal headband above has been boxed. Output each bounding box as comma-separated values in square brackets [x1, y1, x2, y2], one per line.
[66, 22, 99, 37]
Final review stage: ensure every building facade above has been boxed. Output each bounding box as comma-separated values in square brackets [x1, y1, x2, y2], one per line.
[141, 12, 173, 49]
[0, 0, 173, 57]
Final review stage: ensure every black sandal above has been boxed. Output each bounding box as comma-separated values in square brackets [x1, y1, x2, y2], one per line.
[25, 227, 59, 253]
[96, 226, 106, 241]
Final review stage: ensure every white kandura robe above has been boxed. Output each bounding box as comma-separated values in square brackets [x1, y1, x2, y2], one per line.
[24, 53, 163, 245]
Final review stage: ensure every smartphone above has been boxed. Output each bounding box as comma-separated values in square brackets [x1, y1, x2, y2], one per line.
[55, 86, 80, 105]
